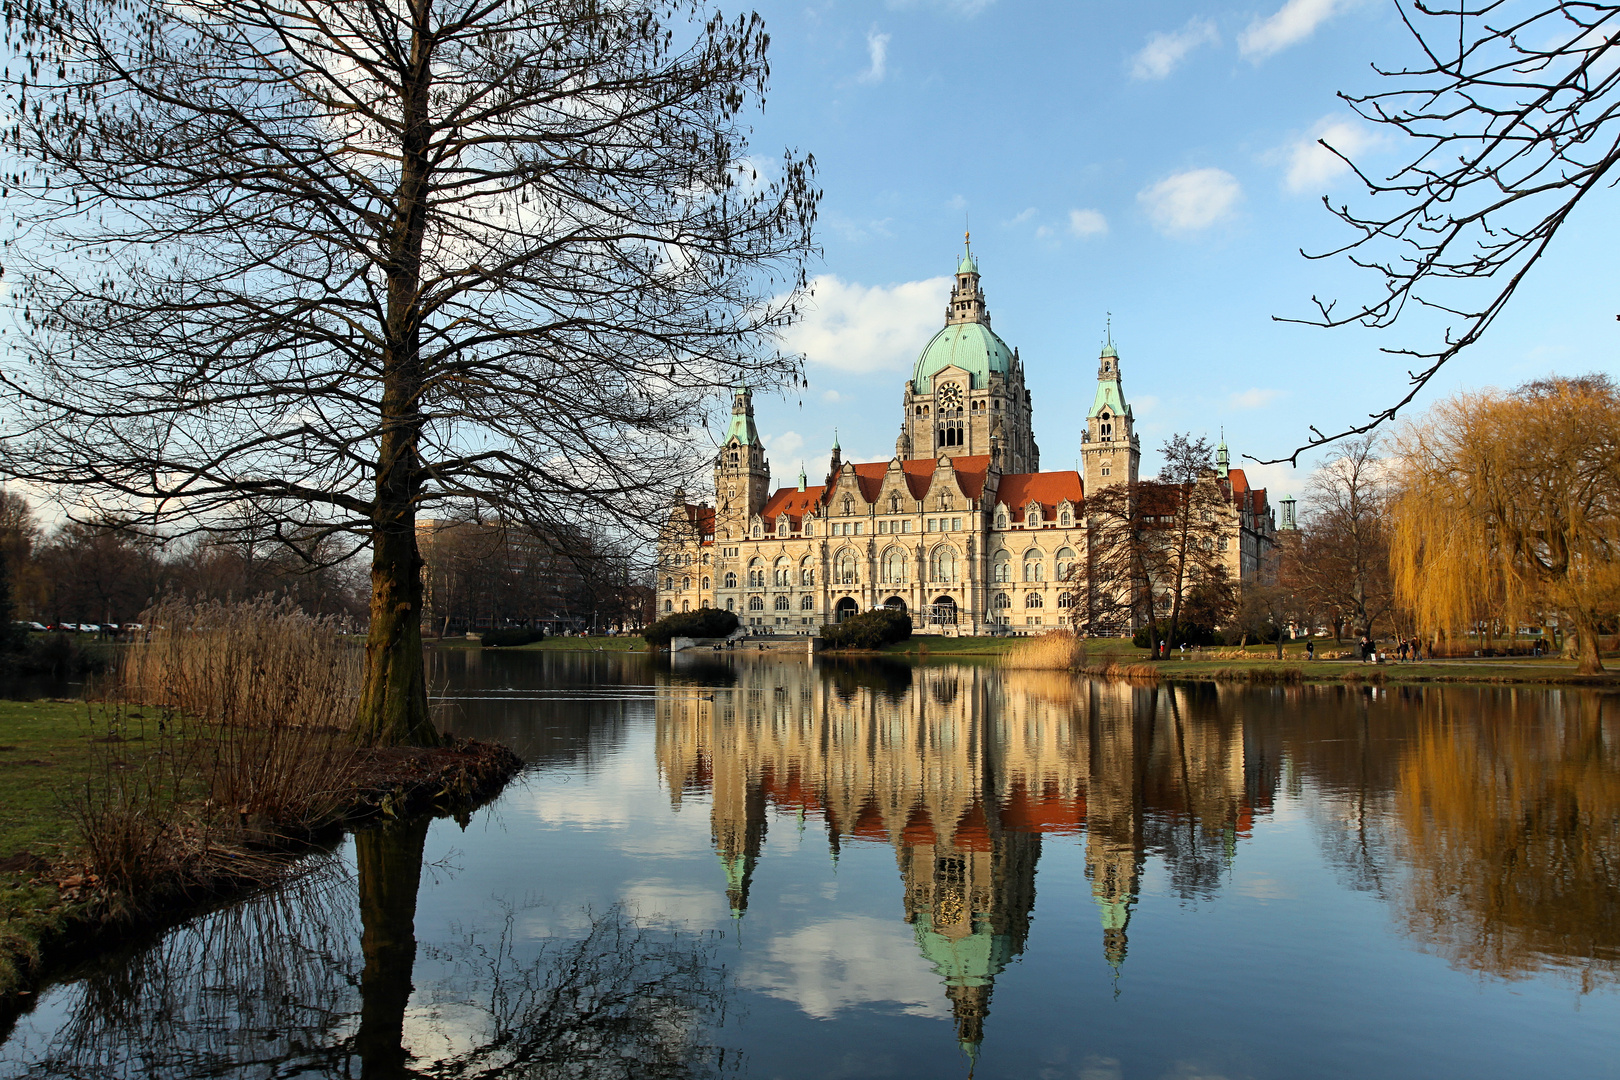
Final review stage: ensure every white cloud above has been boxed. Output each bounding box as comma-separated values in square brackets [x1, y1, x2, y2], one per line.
[764, 430, 805, 464]
[820, 389, 843, 403]
[1138, 168, 1242, 235]
[1282, 117, 1385, 194]
[1131, 17, 1219, 80]
[858, 27, 891, 83]
[622, 879, 728, 927]
[777, 274, 950, 373]
[1228, 387, 1284, 409]
[1034, 224, 1054, 240]
[1068, 208, 1109, 238]
[1240, 0, 1351, 60]
[1004, 206, 1038, 226]
[742, 916, 948, 1020]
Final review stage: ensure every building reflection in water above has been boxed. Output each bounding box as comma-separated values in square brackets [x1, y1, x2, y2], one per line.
[655, 659, 1274, 1053]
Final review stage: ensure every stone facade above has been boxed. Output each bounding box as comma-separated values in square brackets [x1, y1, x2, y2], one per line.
[655, 240, 1278, 634]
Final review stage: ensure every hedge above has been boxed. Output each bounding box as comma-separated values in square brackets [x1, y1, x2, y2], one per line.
[821, 608, 912, 650]
[482, 627, 547, 647]
[642, 608, 740, 647]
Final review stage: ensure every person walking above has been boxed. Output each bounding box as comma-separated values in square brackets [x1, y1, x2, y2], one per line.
[1305, 640, 1315, 662]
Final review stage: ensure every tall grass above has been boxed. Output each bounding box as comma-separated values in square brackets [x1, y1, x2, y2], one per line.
[1001, 631, 1087, 671]
[68, 598, 368, 909]
[121, 596, 359, 732]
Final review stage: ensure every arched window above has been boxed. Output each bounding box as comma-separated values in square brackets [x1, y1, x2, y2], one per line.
[803, 519, 815, 536]
[724, 571, 737, 589]
[800, 594, 815, 611]
[992, 552, 1011, 583]
[930, 546, 957, 583]
[1025, 507, 1040, 528]
[748, 595, 764, 611]
[1059, 508, 1072, 527]
[994, 592, 1011, 609]
[747, 558, 765, 588]
[774, 595, 790, 611]
[1055, 547, 1077, 581]
[681, 576, 691, 590]
[835, 549, 859, 585]
[726, 597, 735, 611]
[882, 547, 908, 583]
[994, 508, 1009, 530]
[1058, 592, 1075, 608]
[774, 557, 791, 586]
[1023, 549, 1045, 582]
[777, 519, 790, 537]
[1025, 592, 1044, 609]
[751, 523, 762, 538]
[663, 600, 673, 612]
[682, 600, 690, 612]
[800, 558, 815, 586]
[702, 577, 710, 589]
[664, 576, 674, 591]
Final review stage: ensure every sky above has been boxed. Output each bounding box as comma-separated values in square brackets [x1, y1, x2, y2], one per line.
[723, 0, 1619, 504]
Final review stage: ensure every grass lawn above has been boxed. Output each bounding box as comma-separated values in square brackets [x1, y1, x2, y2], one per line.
[0, 699, 140, 996]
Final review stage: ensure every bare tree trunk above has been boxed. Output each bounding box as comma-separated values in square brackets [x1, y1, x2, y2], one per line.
[356, 6, 438, 748]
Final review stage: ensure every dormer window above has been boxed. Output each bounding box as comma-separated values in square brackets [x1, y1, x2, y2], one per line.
[751, 523, 762, 538]
[995, 509, 1009, 529]
[777, 520, 789, 537]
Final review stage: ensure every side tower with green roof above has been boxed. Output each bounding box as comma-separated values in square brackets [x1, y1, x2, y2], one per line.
[896, 235, 1039, 472]
[1080, 329, 1140, 494]
[712, 385, 771, 542]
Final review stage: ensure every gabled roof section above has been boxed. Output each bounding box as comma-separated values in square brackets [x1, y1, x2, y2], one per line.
[995, 471, 1083, 516]
[845, 455, 994, 503]
[676, 503, 715, 540]
[761, 486, 826, 525]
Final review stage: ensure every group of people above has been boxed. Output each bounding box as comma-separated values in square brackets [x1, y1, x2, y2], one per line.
[1357, 635, 1430, 663]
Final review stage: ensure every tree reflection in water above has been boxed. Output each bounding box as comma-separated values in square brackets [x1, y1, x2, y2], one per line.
[21, 823, 734, 1079]
[1393, 691, 1620, 985]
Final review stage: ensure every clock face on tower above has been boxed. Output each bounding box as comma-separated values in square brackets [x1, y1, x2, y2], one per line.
[938, 382, 963, 410]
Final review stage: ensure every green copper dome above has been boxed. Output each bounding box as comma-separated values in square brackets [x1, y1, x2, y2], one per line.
[912, 322, 1013, 393]
[957, 250, 979, 275]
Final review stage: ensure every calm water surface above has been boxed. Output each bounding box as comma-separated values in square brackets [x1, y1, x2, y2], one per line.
[2, 651, 1617, 1079]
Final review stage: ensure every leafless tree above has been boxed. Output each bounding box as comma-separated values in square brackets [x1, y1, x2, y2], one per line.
[1079, 436, 1233, 652]
[1299, 435, 1394, 640]
[1269, 2, 1620, 463]
[0, 0, 819, 744]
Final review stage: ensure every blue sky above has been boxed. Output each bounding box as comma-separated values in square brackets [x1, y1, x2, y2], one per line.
[728, 0, 1619, 503]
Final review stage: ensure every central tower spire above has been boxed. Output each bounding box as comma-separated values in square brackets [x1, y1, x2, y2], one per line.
[945, 232, 990, 327]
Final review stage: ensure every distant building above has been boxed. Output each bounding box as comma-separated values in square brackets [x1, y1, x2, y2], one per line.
[657, 237, 1277, 634]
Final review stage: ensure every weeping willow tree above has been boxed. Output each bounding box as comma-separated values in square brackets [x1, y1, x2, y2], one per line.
[1388, 375, 1620, 674]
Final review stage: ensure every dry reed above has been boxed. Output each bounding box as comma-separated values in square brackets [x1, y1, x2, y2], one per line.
[1000, 631, 1087, 671]
[80, 596, 368, 898]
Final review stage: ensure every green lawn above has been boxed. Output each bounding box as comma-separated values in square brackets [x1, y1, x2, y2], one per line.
[0, 699, 141, 996]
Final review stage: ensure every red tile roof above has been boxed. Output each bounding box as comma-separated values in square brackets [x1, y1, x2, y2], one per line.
[760, 485, 826, 525]
[683, 504, 715, 537]
[994, 471, 1083, 517]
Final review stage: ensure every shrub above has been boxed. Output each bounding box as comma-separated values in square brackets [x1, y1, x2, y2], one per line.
[481, 627, 546, 648]
[821, 608, 912, 650]
[642, 608, 740, 647]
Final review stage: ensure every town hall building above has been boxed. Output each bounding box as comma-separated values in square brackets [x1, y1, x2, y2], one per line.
[657, 238, 1277, 635]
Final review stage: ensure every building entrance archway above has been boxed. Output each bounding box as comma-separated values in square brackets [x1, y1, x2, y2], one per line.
[883, 596, 908, 614]
[834, 597, 859, 623]
[927, 596, 958, 626]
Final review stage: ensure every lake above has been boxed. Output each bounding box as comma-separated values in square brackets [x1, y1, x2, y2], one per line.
[2, 650, 1617, 1079]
